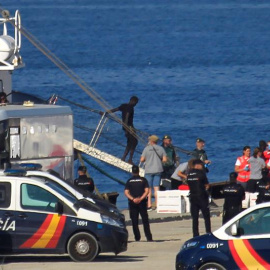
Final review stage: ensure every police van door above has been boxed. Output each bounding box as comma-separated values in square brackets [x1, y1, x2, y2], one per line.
[15, 183, 67, 251]
[229, 206, 270, 268]
[0, 181, 15, 253]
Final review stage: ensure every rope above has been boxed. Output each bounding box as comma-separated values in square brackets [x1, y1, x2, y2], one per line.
[57, 95, 102, 115]
[82, 155, 126, 186]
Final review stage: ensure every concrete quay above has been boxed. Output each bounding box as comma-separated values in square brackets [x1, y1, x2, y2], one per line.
[0, 199, 224, 270]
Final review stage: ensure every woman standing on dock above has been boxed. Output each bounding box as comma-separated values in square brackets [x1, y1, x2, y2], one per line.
[247, 148, 265, 193]
[235, 146, 251, 190]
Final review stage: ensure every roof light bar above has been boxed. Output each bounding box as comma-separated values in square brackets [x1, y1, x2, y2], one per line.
[4, 169, 26, 177]
[19, 163, 42, 171]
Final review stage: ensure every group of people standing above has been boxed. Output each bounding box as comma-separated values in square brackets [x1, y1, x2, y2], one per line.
[102, 96, 270, 240]
[233, 143, 270, 202]
[126, 135, 213, 239]
[235, 143, 270, 201]
[221, 142, 270, 225]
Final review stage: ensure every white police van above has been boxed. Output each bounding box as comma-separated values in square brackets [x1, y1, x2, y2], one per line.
[176, 202, 270, 270]
[23, 166, 124, 223]
[0, 170, 128, 262]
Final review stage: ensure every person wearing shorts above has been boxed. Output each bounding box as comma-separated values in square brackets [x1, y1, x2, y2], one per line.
[140, 135, 167, 211]
[247, 147, 265, 193]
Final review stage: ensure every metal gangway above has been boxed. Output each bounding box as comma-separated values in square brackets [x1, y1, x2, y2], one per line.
[73, 113, 145, 177]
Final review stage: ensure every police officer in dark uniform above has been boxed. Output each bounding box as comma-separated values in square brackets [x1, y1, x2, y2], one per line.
[74, 166, 95, 193]
[222, 172, 245, 225]
[187, 159, 211, 237]
[124, 165, 153, 242]
[256, 168, 270, 204]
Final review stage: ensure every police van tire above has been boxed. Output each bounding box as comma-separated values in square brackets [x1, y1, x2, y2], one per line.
[198, 262, 226, 270]
[67, 232, 99, 262]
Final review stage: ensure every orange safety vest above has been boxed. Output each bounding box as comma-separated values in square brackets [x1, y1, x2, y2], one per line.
[236, 156, 250, 182]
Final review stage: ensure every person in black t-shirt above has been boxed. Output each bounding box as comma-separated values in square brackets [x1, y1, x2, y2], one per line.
[74, 166, 95, 193]
[222, 172, 245, 224]
[108, 96, 139, 164]
[187, 159, 211, 237]
[124, 165, 153, 242]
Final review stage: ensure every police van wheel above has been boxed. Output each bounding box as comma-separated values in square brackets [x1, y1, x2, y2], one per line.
[198, 262, 226, 270]
[67, 232, 99, 262]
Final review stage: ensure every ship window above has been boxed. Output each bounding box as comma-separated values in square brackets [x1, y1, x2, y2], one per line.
[30, 126, 34, 134]
[22, 126, 27, 134]
[0, 121, 7, 152]
[51, 125, 57, 133]
[10, 127, 19, 135]
[0, 121, 9, 167]
[9, 126, 20, 160]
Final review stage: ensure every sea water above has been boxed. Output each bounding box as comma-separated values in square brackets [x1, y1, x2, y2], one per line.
[2, 0, 270, 209]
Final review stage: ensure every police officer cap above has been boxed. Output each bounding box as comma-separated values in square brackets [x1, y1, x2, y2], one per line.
[78, 166, 87, 173]
[163, 135, 172, 140]
[132, 165, 139, 174]
[196, 138, 205, 143]
[229, 172, 237, 181]
[192, 159, 204, 166]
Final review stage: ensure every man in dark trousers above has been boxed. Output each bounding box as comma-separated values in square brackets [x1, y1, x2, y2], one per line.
[187, 159, 211, 237]
[74, 166, 95, 193]
[256, 168, 270, 204]
[124, 165, 153, 241]
[161, 135, 178, 187]
[108, 96, 139, 164]
[222, 172, 245, 224]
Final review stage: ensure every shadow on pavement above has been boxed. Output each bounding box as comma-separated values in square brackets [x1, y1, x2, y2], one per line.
[128, 238, 182, 243]
[95, 255, 145, 262]
[0, 254, 145, 264]
[0, 255, 71, 264]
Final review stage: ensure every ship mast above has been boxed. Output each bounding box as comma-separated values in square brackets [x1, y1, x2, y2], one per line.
[0, 10, 24, 102]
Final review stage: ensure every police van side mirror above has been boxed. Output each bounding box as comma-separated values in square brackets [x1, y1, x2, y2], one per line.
[231, 224, 239, 236]
[55, 201, 64, 215]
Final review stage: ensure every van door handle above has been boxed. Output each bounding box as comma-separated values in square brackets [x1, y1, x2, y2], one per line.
[4, 212, 14, 217]
[18, 213, 28, 219]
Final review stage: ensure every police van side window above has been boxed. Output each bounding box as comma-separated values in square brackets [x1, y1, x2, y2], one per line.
[238, 207, 270, 235]
[0, 182, 11, 208]
[21, 184, 58, 212]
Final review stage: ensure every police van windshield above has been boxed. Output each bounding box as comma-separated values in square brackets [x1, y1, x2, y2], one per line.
[28, 175, 77, 204]
[45, 181, 77, 204]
